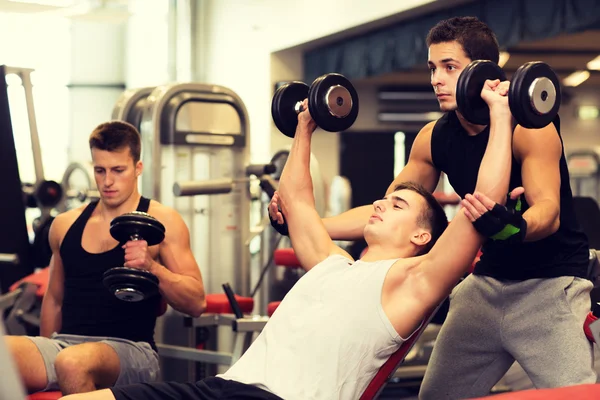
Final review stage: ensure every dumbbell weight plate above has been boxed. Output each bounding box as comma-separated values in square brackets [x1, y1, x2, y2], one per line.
[102, 267, 159, 302]
[271, 81, 310, 138]
[456, 60, 507, 126]
[509, 61, 561, 129]
[110, 211, 166, 246]
[308, 73, 359, 133]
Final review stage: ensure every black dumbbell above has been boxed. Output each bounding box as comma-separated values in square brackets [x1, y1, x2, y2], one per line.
[102, 211, 165, 302]
[271, 73, 360, 138]
[456, 60, 561, 129]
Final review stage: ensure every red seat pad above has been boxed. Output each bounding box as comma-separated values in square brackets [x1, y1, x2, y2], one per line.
[584, 312, 598, 342]
[267, 301, 281, 317]
[27, 392, 62, 400]
[274, 248, 301, 268]
[205, 293, 254, 314]
[9, 267, 50, 299]
[468, 384, 600, 400]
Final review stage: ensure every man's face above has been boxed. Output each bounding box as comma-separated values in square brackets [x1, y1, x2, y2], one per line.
[91, 147, 142, 207]
[428, 41, 472, 112]
[364, 189, 431, 252]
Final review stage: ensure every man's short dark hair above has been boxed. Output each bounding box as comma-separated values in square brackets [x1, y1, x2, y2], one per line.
[426, 16, 500, 64]
[89, 121, 141, 163]
[394, 182, 448, 255]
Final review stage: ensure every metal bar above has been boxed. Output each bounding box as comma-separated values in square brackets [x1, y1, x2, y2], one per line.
[0, 289, 21, 311]
[233, 316, 269, 332]
[0, 253, 19, 264]
[173, 179, 235, 196]
[14, 68, 44, 184]
[156, 343, 233, 365]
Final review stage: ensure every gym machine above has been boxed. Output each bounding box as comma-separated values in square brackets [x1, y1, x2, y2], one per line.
[0, 65, 43, 293]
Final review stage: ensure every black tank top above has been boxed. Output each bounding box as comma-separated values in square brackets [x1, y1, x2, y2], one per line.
[431, 112, 589, 280]
[59, 197, 160, 349]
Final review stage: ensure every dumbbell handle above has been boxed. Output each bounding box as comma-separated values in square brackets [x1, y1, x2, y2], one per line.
[294, 101, 306, 115]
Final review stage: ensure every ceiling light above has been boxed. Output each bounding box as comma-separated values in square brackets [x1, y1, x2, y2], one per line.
[563, 70, 590, 87]
[587, 55, 600, 71]
[498, 52, 510, 68]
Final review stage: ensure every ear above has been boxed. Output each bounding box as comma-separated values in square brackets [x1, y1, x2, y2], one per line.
[410, 229, 432, 248]
[135, 160, 143, 177]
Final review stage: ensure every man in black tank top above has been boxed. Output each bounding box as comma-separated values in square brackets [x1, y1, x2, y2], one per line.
[269, 17, 597, 399]
[5, 121, 207, 395]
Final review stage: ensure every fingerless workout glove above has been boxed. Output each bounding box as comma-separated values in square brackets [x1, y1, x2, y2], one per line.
[269, 211, 290, 236]
[472, 193, 527, 243]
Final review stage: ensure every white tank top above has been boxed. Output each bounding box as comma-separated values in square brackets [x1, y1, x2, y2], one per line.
[219, 255, 410, 399]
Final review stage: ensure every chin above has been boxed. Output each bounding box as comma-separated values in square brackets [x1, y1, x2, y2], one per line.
[439, 103, 457, 112]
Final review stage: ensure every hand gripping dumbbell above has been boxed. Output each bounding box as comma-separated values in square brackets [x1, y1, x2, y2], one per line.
[271, 73, 360, 137]
[102, 211, 165, 302]
[456, 60, 561, 129]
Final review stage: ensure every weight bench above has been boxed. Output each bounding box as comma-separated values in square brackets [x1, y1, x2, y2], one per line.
[155, 290, 267, 367]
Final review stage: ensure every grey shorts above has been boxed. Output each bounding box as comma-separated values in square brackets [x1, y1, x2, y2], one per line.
[27, 333, 159, 392]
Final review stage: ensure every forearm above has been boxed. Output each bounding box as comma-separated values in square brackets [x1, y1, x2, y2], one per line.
[151, 263, 206, 317]
[475, 106, 513, 203]
[322, 205, 372, 240]
[40, 297, 61, 337]
[522, 199, 560, 241]
[278, 129, 314, 211]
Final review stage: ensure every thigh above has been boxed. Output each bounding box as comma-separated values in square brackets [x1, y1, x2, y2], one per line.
[54, 339, 122, 389]
[420, 275, 514, 400]
[100, 338, 159, 387]
[506, 276, 597, 388]
[17, 335, 68, 391]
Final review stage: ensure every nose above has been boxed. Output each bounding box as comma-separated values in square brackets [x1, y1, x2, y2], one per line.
[373, 199, 385, 212]
[104, 173, 114, 187]
[431, 69, 442, 89]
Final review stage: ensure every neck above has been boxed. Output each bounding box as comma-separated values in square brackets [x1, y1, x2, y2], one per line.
[360, 243, 411, 262]
[455, 110, 487, 136]
[96, 191, 142, 221]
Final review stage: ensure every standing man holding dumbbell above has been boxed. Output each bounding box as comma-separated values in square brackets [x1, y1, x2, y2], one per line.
[269, 16, 597, 398]
[5, 121, 207, 396]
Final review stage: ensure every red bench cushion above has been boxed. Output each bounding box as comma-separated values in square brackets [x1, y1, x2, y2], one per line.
[28, 392, 62, 400]
[469, 384, 600, 400]
[267, 301, 281, 317]
[10, 267, 50, 299]
[205, 293, 254, 314]
[274, 248, 301, 268]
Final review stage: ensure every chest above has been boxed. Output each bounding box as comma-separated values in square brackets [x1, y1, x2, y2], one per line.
[440, 135, 522, 198]
[80, 218, 160, 258]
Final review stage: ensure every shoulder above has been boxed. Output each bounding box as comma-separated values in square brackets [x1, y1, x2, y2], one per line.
[513, 120, 562, 162]
[49, 204, 87, 247]
[51, 205, 86, 235]
[147, 200, 188, 234]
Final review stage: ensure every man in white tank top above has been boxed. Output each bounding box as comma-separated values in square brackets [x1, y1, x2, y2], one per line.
[62, 81, 515, 400]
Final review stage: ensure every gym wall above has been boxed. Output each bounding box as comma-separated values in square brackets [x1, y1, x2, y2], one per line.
[193, 0, 435, 167]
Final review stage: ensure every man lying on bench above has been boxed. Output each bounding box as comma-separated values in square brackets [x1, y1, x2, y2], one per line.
[61, 79, 516, 400]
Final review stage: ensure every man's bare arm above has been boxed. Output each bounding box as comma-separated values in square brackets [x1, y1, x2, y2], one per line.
[412, 88, 514, 310]
[135, 207, 206, 317]
[40, 218, 65, 337]
[278, 101, 352, 271]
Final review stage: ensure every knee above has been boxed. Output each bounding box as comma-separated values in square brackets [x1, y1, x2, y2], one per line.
[55, 347, 90, 378]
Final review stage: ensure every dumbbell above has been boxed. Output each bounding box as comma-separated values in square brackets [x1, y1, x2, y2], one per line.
[102, 211, 165, 302]
[456, 60, 561, 129]
[271, 73, 359, 138]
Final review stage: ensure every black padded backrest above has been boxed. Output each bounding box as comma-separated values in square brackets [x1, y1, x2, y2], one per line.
[0, 65, 33, 292]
